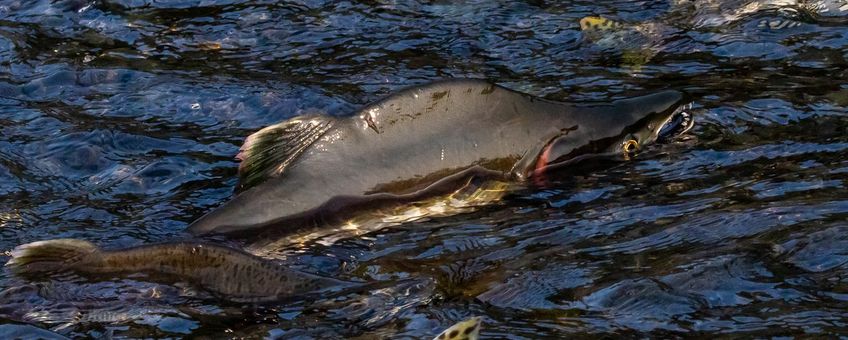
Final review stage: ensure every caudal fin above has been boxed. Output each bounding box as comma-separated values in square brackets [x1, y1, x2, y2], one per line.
[6, 239, 99, 274]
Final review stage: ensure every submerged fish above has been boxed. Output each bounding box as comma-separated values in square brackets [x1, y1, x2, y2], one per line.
[434, 316, 482, 340]
[579, 16, 673, 71]
[579, 0, 847, 67]
[801, 0, 848, 21]
[669, 0, 848, 26]
[188, 79, 693, 240]
[6, 239, 354, 303]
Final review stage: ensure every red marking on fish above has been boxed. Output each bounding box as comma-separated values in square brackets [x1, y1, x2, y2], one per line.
[531, 143, 554, 185]
[535, 143, 552, 172]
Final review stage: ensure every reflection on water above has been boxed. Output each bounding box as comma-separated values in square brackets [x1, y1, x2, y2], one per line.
[0, 0, 847, 337]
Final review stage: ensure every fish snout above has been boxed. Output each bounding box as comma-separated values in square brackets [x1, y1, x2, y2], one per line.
[656, 101, 695, 143]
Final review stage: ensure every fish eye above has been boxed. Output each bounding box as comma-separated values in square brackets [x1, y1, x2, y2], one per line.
[622, 139, 640, 154]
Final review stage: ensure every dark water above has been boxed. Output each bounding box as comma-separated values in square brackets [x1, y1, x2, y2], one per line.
[0, 0, 847, 338]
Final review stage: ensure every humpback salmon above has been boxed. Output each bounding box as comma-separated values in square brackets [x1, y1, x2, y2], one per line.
[188, 79, 693, 240]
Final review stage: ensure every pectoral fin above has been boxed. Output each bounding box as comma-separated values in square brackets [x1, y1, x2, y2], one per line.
[236, 115, 334, 192]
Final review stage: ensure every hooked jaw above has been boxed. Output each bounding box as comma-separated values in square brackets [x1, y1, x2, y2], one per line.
[617, 99, 694, 159]
[656, 102, 694, 143]
[526, 93, 694, 181]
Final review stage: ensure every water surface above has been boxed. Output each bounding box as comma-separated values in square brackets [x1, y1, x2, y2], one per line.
[0, 0, 847, 338]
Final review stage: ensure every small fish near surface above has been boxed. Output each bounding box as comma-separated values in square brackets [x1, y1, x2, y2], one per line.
[189, 79, 694, 243]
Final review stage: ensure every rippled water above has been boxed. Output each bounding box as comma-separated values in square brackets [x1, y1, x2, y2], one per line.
[0, 0, 847, 338]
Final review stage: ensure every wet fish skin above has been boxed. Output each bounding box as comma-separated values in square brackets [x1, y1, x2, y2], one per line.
[6, 239, 353, 303]
[189, 79, 688, 237]
[434, 316, 482, 340]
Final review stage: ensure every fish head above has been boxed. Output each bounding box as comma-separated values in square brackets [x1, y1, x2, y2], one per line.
[533, 90, 693, 174]
[621, 92, 695, 149]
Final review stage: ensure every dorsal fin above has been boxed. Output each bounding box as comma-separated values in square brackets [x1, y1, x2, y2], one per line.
[433, 316, 482, 340]
[236, 114, 334, 192]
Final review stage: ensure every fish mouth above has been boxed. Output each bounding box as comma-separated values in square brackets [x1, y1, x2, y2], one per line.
[656, 102, 694, 143]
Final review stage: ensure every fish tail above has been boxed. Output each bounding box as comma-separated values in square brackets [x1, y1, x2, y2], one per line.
[6, 239, 99, 274]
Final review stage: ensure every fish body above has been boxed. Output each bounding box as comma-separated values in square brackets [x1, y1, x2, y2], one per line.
[188, 79, 689, 238]
[578, 0, 848, 67]
[580, 16, 670, 49]
[6, 239, 352, 303]
[434, 316, 482, 340]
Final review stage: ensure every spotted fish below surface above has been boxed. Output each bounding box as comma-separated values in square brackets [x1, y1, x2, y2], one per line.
[434, 316, 482, 340]
[667, 0, 847, 28]
[579, 0, 848, 68]
[188, 79, 694, 242]
[5, 239, 357, 303]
